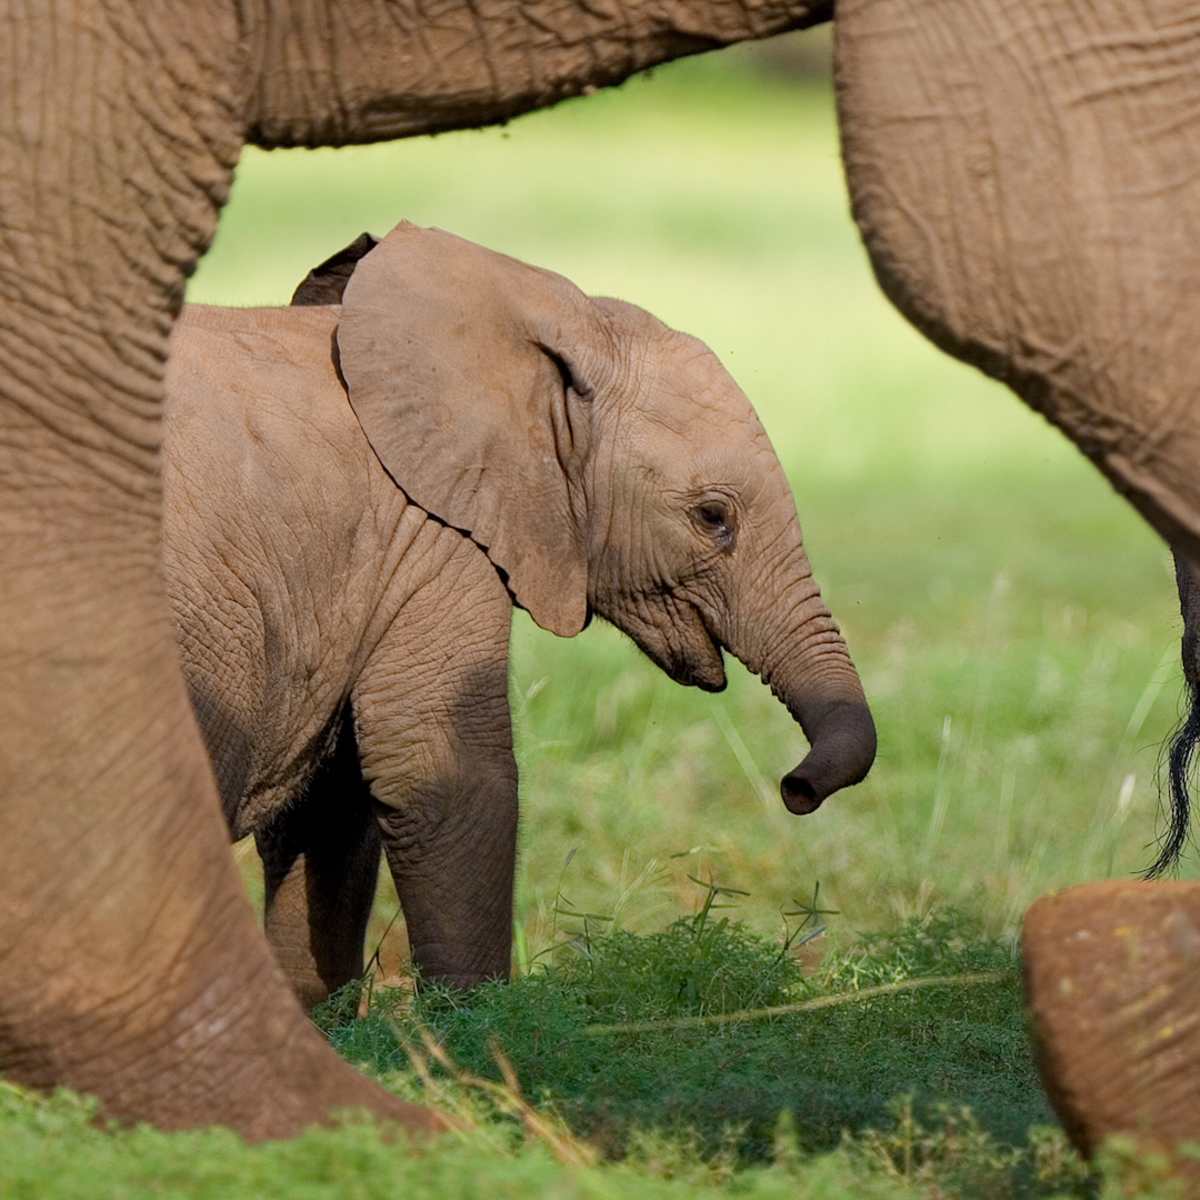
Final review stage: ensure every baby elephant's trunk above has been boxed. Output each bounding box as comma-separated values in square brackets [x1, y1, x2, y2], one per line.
[779, 694, 876, 814]
[728, 542, 876, 814]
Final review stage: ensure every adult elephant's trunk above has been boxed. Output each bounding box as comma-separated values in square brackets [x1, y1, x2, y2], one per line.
[718, 529, 876, 814]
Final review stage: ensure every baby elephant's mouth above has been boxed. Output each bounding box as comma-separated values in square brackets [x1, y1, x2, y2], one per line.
[603, 592, 727, 692]
[668, 641, 727, 692]
[662, 599, 727, 692]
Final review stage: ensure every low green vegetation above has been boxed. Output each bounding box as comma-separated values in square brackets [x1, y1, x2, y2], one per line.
[3, 908, 1191, 1196]
[7, 39, 1196, 1200]
[330, 898, 1032, 1158]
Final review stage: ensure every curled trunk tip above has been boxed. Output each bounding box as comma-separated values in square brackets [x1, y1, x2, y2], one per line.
[780, 698, 877, 813]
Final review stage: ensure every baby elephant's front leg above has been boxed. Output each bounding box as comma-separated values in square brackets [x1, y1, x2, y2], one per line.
[353, 563, 517, 989]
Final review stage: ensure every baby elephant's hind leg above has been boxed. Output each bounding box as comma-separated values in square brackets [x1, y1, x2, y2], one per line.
[256, 720, 382, 1012]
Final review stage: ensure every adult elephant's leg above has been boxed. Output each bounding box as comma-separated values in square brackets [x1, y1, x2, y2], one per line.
[257, 722, 383, 1012]
[0, 3, 439, 1137]
[1023, 882, 1200, 1164]
[834, 0, 1200, 1155]
[0, 0, 838, 1137]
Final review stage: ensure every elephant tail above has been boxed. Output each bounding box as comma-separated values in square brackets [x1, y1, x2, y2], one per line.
[1148, 554, 1200, 879]
[1146, 676, 1200, 878]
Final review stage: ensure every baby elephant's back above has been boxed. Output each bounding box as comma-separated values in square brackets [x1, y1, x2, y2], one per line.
[164, 304, 394, 546]
[163, 302, 399, 595]
[166, 303, 370, 487]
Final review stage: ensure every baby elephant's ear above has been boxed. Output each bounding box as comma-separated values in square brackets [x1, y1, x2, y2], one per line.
[291, 233, 380, 306]
[337, 221, 606, 637]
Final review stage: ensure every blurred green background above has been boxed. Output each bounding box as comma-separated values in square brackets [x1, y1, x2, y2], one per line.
[189, 40, 1187, 971]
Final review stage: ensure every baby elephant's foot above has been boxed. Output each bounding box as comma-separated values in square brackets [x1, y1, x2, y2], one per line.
[1023, 880, 1200, 1170]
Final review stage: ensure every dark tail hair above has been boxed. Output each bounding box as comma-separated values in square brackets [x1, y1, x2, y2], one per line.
[1150, 553, 1200, 878]
[1147, 672, 1200, 878]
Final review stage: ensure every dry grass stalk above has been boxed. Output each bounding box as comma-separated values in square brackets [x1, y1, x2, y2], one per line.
[581, 970, 1011, 1036]
[401, 1026, 596, 1167]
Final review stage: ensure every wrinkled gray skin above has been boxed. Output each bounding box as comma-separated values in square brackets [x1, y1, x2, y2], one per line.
[163, 223, 874, 1009]
[5, 0, 1200, 1148]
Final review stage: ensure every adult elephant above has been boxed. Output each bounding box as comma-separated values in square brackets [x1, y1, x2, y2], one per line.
[1016, 553, 1200, 1165]
[0, 0, 835, 1142]
[2, 0, 1197, 1148]
[834, 2, 1200, 1161]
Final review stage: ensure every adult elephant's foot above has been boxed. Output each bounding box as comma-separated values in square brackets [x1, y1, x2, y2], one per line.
[1, 820, 449, 1142]
[79, 1006, 450, 1142]
[3, 856, 448, 1142]
[0, 569, 447, 1143]
[1023, 881, 1200, 1165]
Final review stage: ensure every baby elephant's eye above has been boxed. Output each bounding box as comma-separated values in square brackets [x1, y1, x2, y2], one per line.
[692, 500, 734, 543]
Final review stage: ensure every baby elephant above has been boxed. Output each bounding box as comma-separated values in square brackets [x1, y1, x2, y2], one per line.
[164, 222, 876, 1008]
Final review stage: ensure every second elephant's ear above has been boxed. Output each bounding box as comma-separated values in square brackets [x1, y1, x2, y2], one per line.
[291, 233, 380, 305]
[337, 222, 606, 637]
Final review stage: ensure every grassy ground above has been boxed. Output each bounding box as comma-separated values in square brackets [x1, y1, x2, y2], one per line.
[6, 44, 1195, 1198]
[3, 912, 1187, 1197]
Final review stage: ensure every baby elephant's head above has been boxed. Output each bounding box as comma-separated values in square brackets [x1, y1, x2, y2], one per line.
[318, 222, 875, 813]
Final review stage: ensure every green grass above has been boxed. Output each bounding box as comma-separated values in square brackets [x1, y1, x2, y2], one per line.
[7, 43, 1195, 1199]
[2, 910, 1190, 1197]
[329, 904, 1039, 1162]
